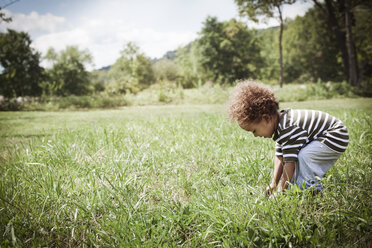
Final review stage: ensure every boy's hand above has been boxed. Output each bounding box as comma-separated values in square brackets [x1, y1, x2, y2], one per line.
[265, 184, 275, 196]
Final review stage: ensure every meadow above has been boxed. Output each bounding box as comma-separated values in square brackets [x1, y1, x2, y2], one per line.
[0, 98, 371, 247]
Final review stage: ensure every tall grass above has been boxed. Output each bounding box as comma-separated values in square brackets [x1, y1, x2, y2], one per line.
[127, 81, 359, 106]
[0, 81, 362, 111]
[0, 99, 371, 247]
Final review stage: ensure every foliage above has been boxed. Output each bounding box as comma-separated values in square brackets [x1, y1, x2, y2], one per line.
[354, 6, 372, 82]
[197, 17, 263, 84]
[43, 46, 93, 96]
[106, 42, 155, 94]
[257, 27, 280, 81]
[153, 58, 181, 84]
[175, 43, 204, 88]
[56, 94, 129, 109]
[0, 99, 371, 247]
[283, 7, 344, 82]
[89, 69, 107, 93]
[126, 81, 230, 106]
[309, 0, 372, 86]
[256, 4, 372, 85]
[0, 94, 128, 111]
[1, 81, 363, 111]
[139, 80, 360, 105]
[0, 29, 44, 97]
[234, 0, 296, 87]
[234, 0, 295, 21]
[273, 81, 358, 102]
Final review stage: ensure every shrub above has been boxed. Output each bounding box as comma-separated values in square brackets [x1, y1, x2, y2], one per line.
[58, 95, 92, 109]
[158, 91, 172, 103]
[0, 99, 23, 111]
[0, 81, 365, 111]
[57, 95, 129, 109]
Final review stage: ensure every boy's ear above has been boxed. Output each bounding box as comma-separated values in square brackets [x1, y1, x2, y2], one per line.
[262, 114, 272, 122]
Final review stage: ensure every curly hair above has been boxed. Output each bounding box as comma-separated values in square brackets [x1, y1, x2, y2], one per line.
[228, 80, 279, 124]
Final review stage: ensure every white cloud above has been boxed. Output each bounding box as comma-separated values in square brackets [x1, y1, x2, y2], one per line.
[1, 6, 196, 69]
[32, 28, 90, 53]
[33, 18, 196, 69]
[284, 1, 314, 19]
[0, 9, 66, 33]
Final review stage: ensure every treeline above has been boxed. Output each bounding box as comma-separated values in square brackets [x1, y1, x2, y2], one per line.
[0, 3, 371, 100]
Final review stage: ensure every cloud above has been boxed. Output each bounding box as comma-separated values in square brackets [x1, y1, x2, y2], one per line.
[32, 18, 196, 69]
[0, 9, 66, 33]
[1, 7, 196, 69]
[284, 1, 314, 19]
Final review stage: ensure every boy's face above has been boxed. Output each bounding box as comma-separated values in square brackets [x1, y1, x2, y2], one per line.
[239, 115, 277, 138]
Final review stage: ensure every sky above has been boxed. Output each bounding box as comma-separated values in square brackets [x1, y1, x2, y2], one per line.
[0, 0, 313, 70]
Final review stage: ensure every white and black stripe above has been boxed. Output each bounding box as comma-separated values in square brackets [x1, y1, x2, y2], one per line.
[273, 109, 349, 162]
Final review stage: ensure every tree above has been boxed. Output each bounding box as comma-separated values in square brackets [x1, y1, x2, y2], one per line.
[282, 7, 343, 82]
[44, 46, 93, 96]
[311, 0, 350, 82]
[311, 0, 369, 86]
[258, 26, 282, 82]
[106, 42, 155, 94]
[175, 42, 204, 88]
[0, 29, 43, 97]
[197, 17, 263, 84]
[153, 58, 181, 83]
[353, 4, 372, 83]
[344, 0, 358, 86]
[89, 69, 107, 93]
[234, 0, 295, 87]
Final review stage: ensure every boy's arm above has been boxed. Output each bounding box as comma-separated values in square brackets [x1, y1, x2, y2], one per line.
[266, 155, 283, 195]
[272, 156, 284, 187]
[277, 161, 295, 192]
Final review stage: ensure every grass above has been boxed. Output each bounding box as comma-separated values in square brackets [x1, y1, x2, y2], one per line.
[1, 81, 361, 111]
[0, 98, 371, 247]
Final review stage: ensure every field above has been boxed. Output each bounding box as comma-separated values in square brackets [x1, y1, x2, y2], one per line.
[0, 98, 371, 247]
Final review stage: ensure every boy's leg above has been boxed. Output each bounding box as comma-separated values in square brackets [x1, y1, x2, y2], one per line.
[295, 141, 342, 191]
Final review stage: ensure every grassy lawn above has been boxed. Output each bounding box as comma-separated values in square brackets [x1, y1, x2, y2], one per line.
[0, 98, 371, 247]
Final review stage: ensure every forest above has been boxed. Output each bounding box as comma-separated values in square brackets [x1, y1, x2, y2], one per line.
[0, 1, 371, 109]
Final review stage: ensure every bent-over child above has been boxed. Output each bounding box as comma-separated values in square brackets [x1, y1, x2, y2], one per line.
[228, 80, 349, 195]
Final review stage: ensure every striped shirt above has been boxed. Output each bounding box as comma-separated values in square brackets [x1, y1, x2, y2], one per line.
[273, 109, 349, 162]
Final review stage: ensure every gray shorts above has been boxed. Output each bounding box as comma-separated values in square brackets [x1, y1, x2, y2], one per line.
[291, 141, 342, 191]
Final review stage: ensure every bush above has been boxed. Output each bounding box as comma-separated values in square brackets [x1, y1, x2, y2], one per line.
[0, 81, 366, 111]
[0, 94, 129, 111]
[158, 91, 172, 103]
[0, 99, 23, 111]
[57, 94, 129, 109]
[274, 81, 358, 102]
[59, 95, 92, 109]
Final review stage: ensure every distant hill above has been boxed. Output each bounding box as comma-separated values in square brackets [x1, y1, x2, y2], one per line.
[152, 49, 177, 63]
[163, 50, 177, 60]
[256, 25, 279, 35]
[98, 65, 111, 71]
[153, 42, 195, 63]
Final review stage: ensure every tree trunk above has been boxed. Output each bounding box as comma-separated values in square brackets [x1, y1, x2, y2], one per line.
[277, 5, 284, 88]
[321, 0, 350, 81]
[345, 0, 359, 86]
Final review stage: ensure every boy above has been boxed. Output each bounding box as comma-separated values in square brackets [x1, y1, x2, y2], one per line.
[228, 80, 349, 195]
